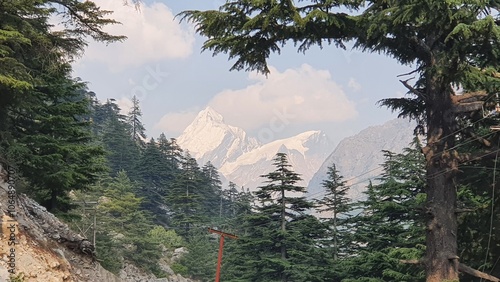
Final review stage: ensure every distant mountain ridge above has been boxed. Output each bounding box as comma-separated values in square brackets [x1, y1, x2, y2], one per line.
[219, 130, 334, 189]
[177, 107, 334, 190]
[307, 118, 417, 200]
[177, 108, 416, 196]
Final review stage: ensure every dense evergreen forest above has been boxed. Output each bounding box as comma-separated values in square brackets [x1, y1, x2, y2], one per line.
[1, 0, 500, 281]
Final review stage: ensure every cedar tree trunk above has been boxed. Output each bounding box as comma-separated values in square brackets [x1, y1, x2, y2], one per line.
[424, 76, 459, 282]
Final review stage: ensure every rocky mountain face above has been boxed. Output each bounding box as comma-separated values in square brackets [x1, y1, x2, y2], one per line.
[219, 131, 333, 189]
[177, 107, 334, 190]
[177, 107, 260, 168]
[307, 118, 417, 200]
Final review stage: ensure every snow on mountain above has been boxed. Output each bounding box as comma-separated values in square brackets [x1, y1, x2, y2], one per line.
[307, 118, 417, 201]
[177, 107, 260, 168]
[219, 131, 334, 189]
[176, 107, 334, 190]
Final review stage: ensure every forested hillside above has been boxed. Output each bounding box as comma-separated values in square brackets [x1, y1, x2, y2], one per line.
[2, 0, 500, 282]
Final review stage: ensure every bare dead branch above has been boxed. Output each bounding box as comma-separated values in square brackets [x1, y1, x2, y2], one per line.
[455, 208, 477, 213]
[399, 78, 425, 97]
[400, 260, 500, 281]
[458, 149, 500, 163]
[452, 101, 484, 113]
[451, 91, 488, 103]
[466, 131, 492, 147]
[397, 69, 419, 77]
[400, 259, 421, 264]
[459, 263, 500, 282]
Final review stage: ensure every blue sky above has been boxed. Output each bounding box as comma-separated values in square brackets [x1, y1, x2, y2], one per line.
[72, 0, 414, 146]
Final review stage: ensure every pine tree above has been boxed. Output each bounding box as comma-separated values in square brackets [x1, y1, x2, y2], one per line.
[0, 0, 129, 213]
[101, 111, 140, 176]
[127, 95, 146, 148]
[166, 152, 204, 236]
[316, 163, 353, 261]
[135, 138, 173, 225]
[157, 133, 182, 180]
[179, 229, 218, 282]
[227, 153, 326, 282]
[96, 171, 163, 275]
[201, 161, 223, 218]
[90, 99, 123, 137]
[0, 0, 123, 211]
[224, 181, 241, 218]
[346, 141, 427, 281]
[158, 135, 183, 169]
[181, 2, 500, 280]
[7, 73, 107, 211]
[0, 0, 124, 134]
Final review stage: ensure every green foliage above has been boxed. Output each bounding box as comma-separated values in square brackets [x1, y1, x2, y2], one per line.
[148, 226, 185, 249]
[171, 262, 188, 276]
[179, 229, 218, 281]
[95, 232, 123, 274]
[0, 0, 124, 212]
[182, 5, 500, 280]
[101, 111, 141, 176]
[316, 163, 354, 260]
[179, 0, 357, 74]
[165, 153, 205, 236]
[91, 172, 165, 275]
[9, 272, 25, 282]
[6, 75, 107, 212]
[346, 140, 426, 281]
[223, 153, 327, 282]
[127, 95, 147, 148]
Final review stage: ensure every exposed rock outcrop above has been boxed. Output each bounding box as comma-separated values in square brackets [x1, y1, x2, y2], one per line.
[0, 164, 196, 282]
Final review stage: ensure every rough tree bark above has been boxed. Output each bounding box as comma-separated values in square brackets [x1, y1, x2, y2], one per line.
[423, 76, 460, 282]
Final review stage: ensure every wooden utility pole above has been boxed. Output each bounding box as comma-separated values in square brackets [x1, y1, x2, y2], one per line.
[208, 228, 238, 282]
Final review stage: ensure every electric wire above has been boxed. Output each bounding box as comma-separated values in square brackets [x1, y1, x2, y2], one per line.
[120, 117, 500, 257]
[426, 107, 492, 147]
[426, 147, 500, 180]
[209, 140, 500, 235]
[480, 138, 500, 281]
[430, 130, 496, 162]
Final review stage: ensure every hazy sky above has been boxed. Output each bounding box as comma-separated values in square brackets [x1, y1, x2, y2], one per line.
[71, 0, 415, 146]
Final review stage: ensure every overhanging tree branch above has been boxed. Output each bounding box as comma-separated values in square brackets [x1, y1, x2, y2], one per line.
[400, 260, 500, 282]
[399, 78, 425, 98]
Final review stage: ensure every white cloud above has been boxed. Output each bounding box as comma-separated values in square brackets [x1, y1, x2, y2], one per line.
[348, 77, 362, 92]
[207, 64, 358, 131]
[153, 65, 358, 137]
[75, 0, 195, 70]
[154, 109, 199, 136]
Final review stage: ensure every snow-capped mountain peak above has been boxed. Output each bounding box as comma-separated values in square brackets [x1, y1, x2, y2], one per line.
[176, 108, 334, 191]
[195, 106, 224, 124]
[177, 107, 259, 168]
[219, 130, 334, 189]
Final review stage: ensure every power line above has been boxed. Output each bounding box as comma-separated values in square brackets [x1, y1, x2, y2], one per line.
[481, 139, 500, 281]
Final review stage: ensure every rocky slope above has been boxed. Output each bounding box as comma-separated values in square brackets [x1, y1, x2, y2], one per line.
[0, 164, 194, 282]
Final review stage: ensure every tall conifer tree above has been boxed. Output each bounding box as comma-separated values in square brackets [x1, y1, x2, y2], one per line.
[316, 164, 353, 262]
[181, 2, 500, 279]
[127, 95, 146, 147]
[226, 153, 326, 282]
